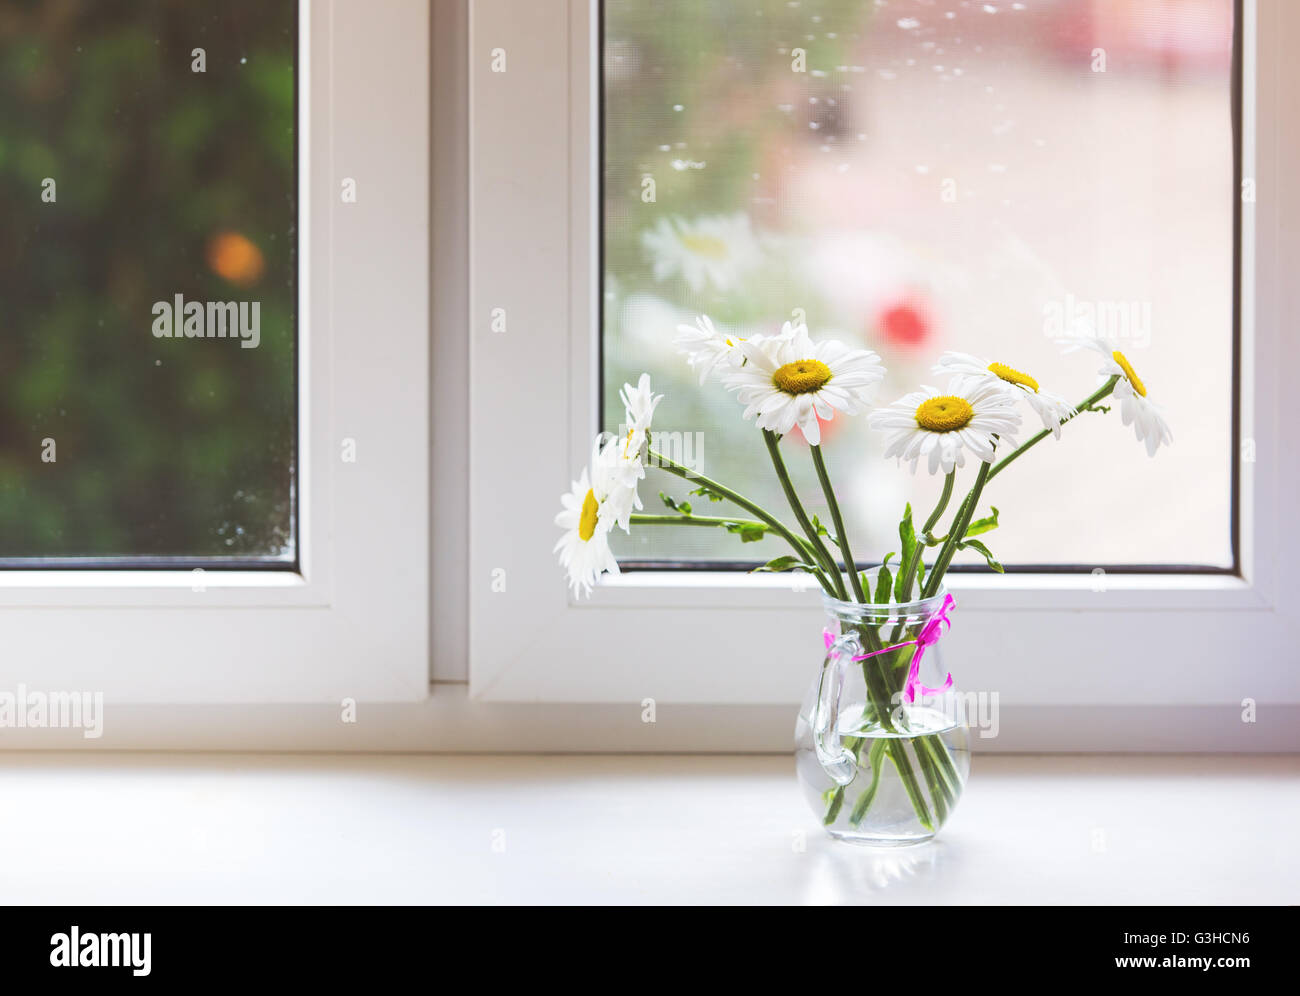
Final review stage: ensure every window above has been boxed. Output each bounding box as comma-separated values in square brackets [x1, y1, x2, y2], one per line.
[601, 0, 1236, 571]
[0, 0, 430, 706]
[1, 0, 296, 565]
[468, 0, 1296, 722]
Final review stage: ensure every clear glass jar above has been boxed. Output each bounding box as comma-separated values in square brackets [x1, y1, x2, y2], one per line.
[795, 582, 970, 846]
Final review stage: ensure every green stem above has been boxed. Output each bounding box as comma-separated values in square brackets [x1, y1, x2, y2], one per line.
[647, 444, 833, 595]
[761, 430, 847, 599]
[987, 376, 1119, 483]
[923, 734, 963, 801]
[923, 459, 991, 599]
[886, 739, 933, 832]
[922, 471, 957, 538]
[810, 445, 865, 603]
[896, 470, 955, 604]
[913, 740, 950, 826]
[629, 513, 768, 530]
[848, 739, 888, 827]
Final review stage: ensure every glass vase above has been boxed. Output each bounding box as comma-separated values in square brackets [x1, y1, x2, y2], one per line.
[795, 584, 970, 846]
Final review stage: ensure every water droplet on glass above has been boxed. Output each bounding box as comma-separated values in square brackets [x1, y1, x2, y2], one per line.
[897, 17, 920, 30]
[672, 104, 684, 112]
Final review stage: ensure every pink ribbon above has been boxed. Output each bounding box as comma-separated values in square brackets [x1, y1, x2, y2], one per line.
[822, 593, 956, 703]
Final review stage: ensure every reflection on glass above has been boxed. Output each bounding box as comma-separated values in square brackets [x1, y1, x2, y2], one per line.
[0, 0, 296, 562]
[603, 0, 1233, 568]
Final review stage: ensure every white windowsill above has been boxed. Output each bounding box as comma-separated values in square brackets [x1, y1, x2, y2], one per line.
[3, 753, 1293, 904]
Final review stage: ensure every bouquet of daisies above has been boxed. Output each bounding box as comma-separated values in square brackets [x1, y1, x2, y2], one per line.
[557, 318, 1169, 603]
[556, 316, 1170, 837]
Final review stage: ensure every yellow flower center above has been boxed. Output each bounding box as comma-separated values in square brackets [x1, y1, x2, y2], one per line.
[772, 358, 832, 395]
[679, 233, 730, 260]
[987, 361, 1039, 393]
[915, 395, 975, 432]
[1112, 350, 1147, 397]
[623, 428, 636, 459]
[578, 488, 600, 542]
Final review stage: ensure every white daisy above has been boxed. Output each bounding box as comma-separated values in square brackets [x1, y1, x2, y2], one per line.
[641, 213, 763, 293]
[674, 315, 804, 384]
[869, 381, 1022, 475]
[1061, 338, 1172, 456]
[722, 326, 885, 445]
[554, 439, 622, 598]
[935, 351, 1076, 437]
[602, 374, 663, 530]
[674, 314, 745, 384]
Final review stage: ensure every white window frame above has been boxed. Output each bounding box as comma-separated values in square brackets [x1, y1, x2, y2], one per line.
[0, 0, 430, 704]
[468, 0, 1299, 714]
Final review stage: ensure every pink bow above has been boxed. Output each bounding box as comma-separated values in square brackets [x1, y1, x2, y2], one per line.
[822, 593, 956, 704]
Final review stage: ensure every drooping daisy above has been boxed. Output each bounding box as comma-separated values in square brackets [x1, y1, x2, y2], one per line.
[554, 440, 622, 597]
[641, 213, 763, 293]
[1060, 338, 1172, 456]
[601, 374, 663, 530]
[869, 381, 1022, 475]
[723, 326, 885, 445]
[935, 351, 1076, 437]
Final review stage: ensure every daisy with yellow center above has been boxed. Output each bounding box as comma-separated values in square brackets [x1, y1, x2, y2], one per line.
[1059, 337, 1172, 455]
[554, 437, 622, 598]
[868, 381, 1022, 475]
[723, 326, 885, 445]
[641, 213, 763, 293]
[1108, 350, 1171, 456]
[935, 351, 1076, 438]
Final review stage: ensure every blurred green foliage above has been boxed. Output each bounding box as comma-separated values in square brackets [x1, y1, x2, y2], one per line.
[0, 0, 295, 561]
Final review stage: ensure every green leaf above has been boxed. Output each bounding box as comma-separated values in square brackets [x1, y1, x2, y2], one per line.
[964, 505, 1000, 539]
[689, 484, 727, 503]
[958, 537, 1004, 573]
[752, 555, 817, 574]
[810, 514, 838, 547]
[659, 491, 691, 516]
[864, 551, 896, 598]
[895, 503, 916, 602]
[726, 521, 768, 543]
[874, 563, 893, 604]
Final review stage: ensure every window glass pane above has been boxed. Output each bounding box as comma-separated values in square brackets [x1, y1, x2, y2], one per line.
[0, 0, 296, 563]
[602, 0, 1234, 569]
